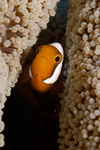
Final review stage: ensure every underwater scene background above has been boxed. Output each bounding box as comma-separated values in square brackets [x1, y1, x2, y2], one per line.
[2, 0, 69, 150]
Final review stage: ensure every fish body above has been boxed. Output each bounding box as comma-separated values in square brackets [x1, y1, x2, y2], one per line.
[29, 43, 64, 93]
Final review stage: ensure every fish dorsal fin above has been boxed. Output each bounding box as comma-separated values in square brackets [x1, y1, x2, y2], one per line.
[43, 43, 64, 84]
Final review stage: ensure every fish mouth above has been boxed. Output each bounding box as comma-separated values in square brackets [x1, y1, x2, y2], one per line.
[31, 74, 53, 92]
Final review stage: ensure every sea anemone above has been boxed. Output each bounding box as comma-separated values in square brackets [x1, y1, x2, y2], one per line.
[58, 0, 100, 149]
[0, 0, 60, 147]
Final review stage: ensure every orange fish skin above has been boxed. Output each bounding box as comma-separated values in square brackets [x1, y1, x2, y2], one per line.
[31, 74, 54, 93]
[30, 44, 62, 93]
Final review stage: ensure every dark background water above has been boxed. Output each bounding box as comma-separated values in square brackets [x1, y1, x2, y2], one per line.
[2, 88, 60, 150]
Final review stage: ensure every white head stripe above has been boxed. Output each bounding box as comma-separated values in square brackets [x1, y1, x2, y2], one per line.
[43, 42, 64, 84]
[50, 42, 64, 60]
[29, 66, 33, 78]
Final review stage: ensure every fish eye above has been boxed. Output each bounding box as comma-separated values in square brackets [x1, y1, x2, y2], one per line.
[55, 56, 60, 62]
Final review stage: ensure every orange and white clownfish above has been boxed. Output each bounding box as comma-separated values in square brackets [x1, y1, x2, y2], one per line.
[29, 42, 64, 93]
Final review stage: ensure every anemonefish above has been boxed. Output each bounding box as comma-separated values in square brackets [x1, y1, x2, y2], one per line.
[29, 42, 64, 93]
